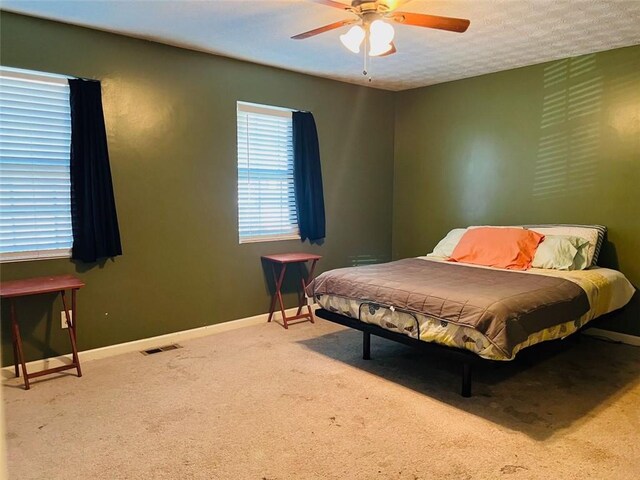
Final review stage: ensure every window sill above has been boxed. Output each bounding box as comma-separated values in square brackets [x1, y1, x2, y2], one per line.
[0, 249, 72, 264]
[239, 234, 301, 244]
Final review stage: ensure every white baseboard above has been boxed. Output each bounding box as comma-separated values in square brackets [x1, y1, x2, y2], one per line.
[583, 328, 640, 347]
[2, 305, 318, 380]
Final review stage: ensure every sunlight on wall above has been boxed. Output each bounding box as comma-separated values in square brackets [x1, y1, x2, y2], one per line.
[533, 55, 603, 198]
[610, 103, 640, 137]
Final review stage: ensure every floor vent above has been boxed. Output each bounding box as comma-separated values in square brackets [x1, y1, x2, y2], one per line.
[141, 344, 182, 355]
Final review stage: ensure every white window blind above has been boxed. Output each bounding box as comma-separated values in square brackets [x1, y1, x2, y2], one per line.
[237, 102, 299, 243]
[0, 66, 73, 261]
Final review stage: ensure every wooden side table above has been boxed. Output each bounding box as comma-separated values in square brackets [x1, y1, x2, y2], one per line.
[0, 274, 85, 390]
[262, 253, 321, 329]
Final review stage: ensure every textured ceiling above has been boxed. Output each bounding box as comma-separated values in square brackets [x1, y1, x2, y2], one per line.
[2, 0, 640, 91]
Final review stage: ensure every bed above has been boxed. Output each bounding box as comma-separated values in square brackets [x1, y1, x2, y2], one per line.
[306, 225, 635, 397]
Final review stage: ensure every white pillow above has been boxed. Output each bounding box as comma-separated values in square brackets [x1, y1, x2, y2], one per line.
[427, 228, 467, 258]
[528, 227, 598, 267]
[532, 235, 590, 270]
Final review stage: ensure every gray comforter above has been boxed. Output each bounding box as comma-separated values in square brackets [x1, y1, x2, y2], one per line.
[306, 258, 590, 358]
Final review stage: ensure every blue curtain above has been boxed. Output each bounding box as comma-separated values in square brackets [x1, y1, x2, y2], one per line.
[293, 111, 325, 243]
[68, 79, 122, 262]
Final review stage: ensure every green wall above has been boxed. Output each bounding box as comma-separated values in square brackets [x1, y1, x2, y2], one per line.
[0, 12, 395, 365]
[393, 45, 640, 334]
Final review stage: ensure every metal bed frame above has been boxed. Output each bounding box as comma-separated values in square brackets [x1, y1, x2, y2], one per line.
[316, 308, 487, 397]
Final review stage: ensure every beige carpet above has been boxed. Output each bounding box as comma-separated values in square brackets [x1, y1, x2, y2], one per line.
[4, 318, 640, 479]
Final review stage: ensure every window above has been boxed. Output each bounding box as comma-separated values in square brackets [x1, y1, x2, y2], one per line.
[0, 66, 73, 261]
[237, 102, 299, 243]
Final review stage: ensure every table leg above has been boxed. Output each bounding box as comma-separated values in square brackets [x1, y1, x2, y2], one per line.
[296, 263, 304, 316]
[268, 263, 286, 323]
[12, 336, 19, 378]
[10, 299, 30, 390]
[71, 289, 82, 377]
[267, 284, 277, 323]
[61, 290, 82, 377]
[277, 264, 289, 329]
[269, 263, 289, 329]
[302, 259, 318, 324]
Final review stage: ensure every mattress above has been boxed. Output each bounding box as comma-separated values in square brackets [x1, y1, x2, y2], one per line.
[309, 257, 635, 361]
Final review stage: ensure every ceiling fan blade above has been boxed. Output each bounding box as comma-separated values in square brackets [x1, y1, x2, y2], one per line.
[291, 19, 356, 40]
[381, 0, 411, 11]
[377, 42, 397, 57]
[390, 12, 470, 33]
[308, 0, 352, 10]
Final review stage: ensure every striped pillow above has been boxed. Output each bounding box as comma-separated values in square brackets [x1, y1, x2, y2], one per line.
[523, 224, 606, 266]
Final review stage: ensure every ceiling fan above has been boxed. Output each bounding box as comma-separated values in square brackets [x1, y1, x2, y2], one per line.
[292, 0, 470, 57]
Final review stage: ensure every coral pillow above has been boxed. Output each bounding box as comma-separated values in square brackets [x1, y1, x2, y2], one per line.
[449, 227, 545, 270]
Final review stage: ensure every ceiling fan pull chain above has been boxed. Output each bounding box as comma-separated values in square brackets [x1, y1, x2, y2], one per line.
[362, 33, 372, 82]
[362, 34, 368, 76]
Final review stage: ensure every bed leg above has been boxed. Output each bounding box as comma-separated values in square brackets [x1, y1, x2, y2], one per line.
[461, 362, 472, 398]
[363, 331, 371, 360]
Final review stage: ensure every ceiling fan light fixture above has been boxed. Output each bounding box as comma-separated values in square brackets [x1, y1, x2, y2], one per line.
[369, 42, 393, 57]
[340, 25, 365, 53]
[370, 20, 395, 44]
[368, 19, 395, 56]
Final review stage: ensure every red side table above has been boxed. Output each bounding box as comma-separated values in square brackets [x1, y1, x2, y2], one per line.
[0, 274, 84, 390]
[262, 253, 321, 329]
